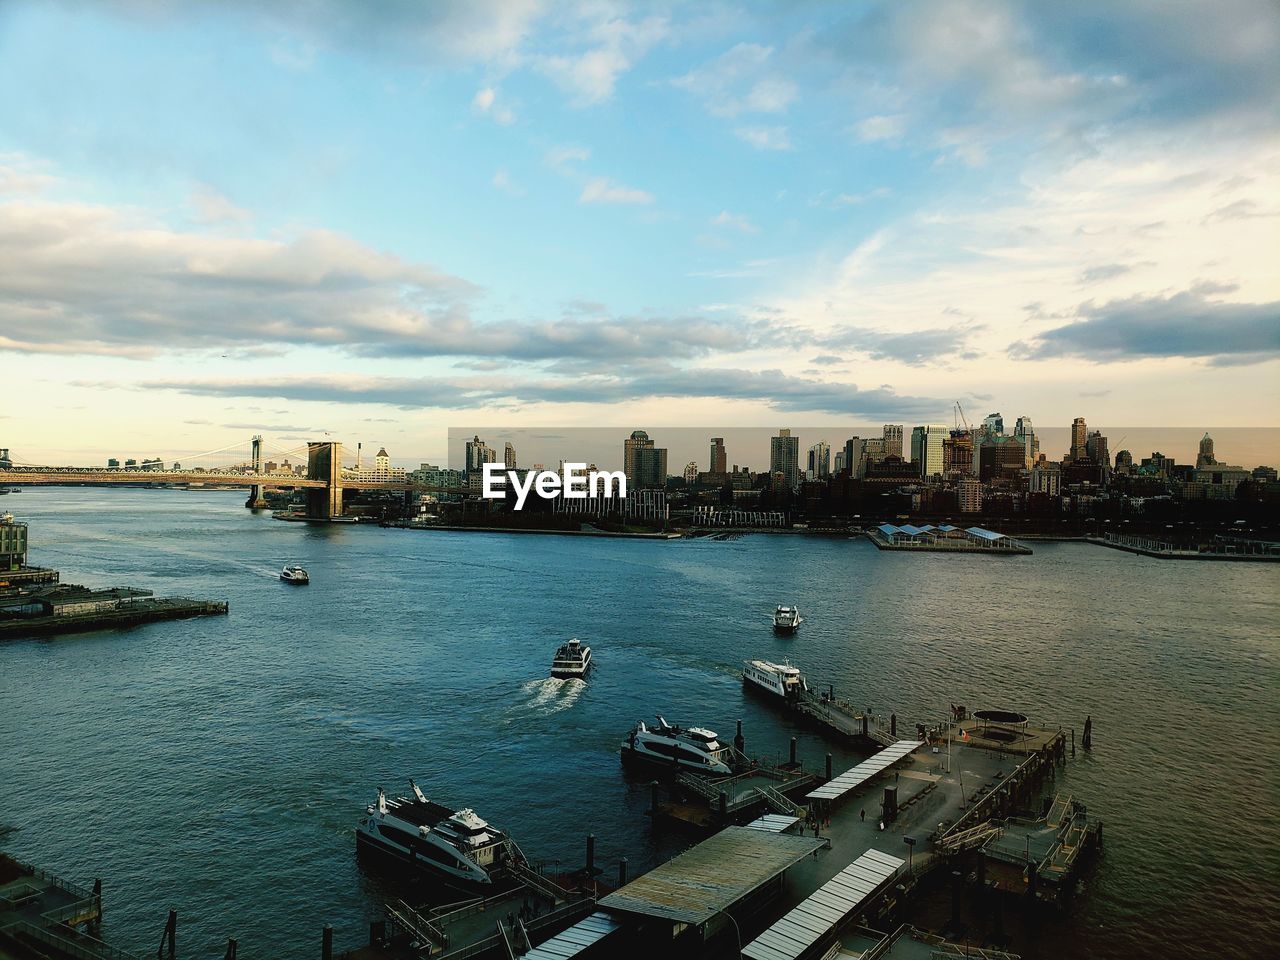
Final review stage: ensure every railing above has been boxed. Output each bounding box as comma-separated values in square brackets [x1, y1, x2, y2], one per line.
[386, 899, 448, 953]
[759, 785, 805, 818]
[1, 919, 142, 960]
[507, 861, 571, 903]
[438, 900, 594, 960]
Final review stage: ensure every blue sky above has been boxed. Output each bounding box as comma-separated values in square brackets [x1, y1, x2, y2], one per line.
[1, 0, 1277, 465]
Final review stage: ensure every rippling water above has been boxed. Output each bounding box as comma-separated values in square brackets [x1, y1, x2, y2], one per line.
[1, 489, 1277, 959]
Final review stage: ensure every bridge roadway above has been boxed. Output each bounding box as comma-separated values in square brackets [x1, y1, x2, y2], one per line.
[0, 468, 461, 494]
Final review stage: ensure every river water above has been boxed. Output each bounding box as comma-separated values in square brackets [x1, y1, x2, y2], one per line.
[1, 489, 1277, 959]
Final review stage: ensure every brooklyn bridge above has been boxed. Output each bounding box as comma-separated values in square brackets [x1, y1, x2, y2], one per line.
[0, 437, 462, 520]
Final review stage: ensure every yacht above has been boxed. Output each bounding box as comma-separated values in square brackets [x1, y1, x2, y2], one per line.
[280, 563, 309, 584]
[742, 659, 808, 702]
[550, 638, 592, 679]
[772, 605, 802, 633]
[621, 717, 732, 775]
[356, 781, 523, 889]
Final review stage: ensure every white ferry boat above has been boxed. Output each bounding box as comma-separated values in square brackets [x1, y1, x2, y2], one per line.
[280, 563, 309, 584]
[356, 781, 522, 889]
[550, 638, 592, 679]
[621, 717, 732, 775]
[772, 605, 802, 633]
[742, 659, 808, 702]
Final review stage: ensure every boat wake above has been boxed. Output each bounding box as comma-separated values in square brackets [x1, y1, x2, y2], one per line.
[517, 677, 586, 716]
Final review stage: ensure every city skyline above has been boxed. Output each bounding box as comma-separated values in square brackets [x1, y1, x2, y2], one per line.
[2, 1, 1278, 461]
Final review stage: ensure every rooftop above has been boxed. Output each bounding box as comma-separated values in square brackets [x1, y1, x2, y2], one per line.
[598, 826, 823, 926]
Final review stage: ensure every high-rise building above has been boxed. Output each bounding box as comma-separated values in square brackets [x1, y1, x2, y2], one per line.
[0, 512, 28, 571]
[833, 450, 846, 474]
[1029, 462, 1062, 496]
[503, 443, 517, 470]
[1086, 431, 1109, 470]
[625, 430, 668, 489]
[1196, 433, 1216, 468]
[0, 448, 10, 469]
[958, 478, 983, 513]
[943, 429, 974, 476]
[806, 441, 831, 480]
[465, 435, 492, 474]
[979, 413, 1004, 441]
[979, 436, 1028, 482]
[709, 437, 727, 474]
[770, 428, 800, 489]
[683, 461, 698, 485]
[882, 425, 904, 459]
[910, 425, 947, 478]
[1013, 416, 1038, 467]
[1069, 418, 1088, 461]
[1114, 449, 1134, 475]
[843, 437, 864, 479]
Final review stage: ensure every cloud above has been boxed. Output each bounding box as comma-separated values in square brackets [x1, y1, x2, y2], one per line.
[491, 169, 524, 196]
[711, 211, 759, 235]
[120, 367, 947, 418]
[579, 177, 653, 205]
[809, 354, 845, 366]
[1017, 286, 1280, 364]
[735, 126, 792, 151]
[820, 325, 982, 366]
[472, 86, 515, 124]
[532, 13, 668, 105]
[545, 144, 590, 173]
[673, 43, 798, 117]
[1078, 263, 1132, 285]
[853, 114, 906, 143]
[0, 156, 56, 195]
[189, 184, 252, 225]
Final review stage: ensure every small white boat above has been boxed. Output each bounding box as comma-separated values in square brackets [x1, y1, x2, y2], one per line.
[280, 563, 310, 584]
[621, 716, 732, 775]
[773, 605, 802, 633]
[550, 638, 592, 679]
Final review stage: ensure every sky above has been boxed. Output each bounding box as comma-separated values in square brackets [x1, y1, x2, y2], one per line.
[1, 0, 1278, 467]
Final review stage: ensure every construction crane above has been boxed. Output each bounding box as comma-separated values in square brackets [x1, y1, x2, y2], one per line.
[953, 401, 971, 433]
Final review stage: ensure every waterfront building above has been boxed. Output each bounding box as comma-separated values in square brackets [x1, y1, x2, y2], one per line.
[882, 424, 904, 459]
[504, 443, 517, 470]
[625, 430, 668, 490]
[349, 446, 406, 481]
[1196, 433, 1216, 468]
[958, 477, 983, 513]
[770, 428, 800, 490]
[910, 425, 947, 478]
[806, 441, 830, 480]
[709, 437, 727, 474]
[0, 513, 27, 571]
[1069, 417, 1088, 461]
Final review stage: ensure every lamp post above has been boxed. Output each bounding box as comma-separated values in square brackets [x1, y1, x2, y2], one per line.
[713, 908, 742, 957]
[904, 835, 916, 873]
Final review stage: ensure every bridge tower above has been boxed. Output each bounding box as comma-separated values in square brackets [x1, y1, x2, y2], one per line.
[246, 435, 268, 509]
[306, 442, 344, 520]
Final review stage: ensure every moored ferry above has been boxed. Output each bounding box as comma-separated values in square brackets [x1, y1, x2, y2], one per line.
[356, 781, 523, 890]
[621, 716, 732, 775]
[742, 659, 808, 701]
[550, 637, 592, 679]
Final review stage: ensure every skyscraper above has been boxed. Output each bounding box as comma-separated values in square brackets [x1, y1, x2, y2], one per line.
[709, 437, 727, 474]
[910, 425, 947, 478]
[683, 461, 698, 485]
[979, 413, 1004, 441]
[624, 430, 667, 489]
[1196, 433, 1216, 468]
[1013, 416, 1038, 467]
[1069, 417, 1088, 461]
[882, 425, 904, 459]
[843, 436, 864, 479]
[465, 435, 492, 474]
[806, 441, 830, 480]
[770, 428, 800, 490]
[503, 443, 517, 470]
[943, 429, 974, 476]
[1086, 430, 1109, 469]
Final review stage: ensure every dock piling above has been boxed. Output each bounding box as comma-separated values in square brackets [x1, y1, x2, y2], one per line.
[649, 781, 659, 816]
[159, 908, 176, 959]
[585, 834, 595, 876]
[1082, 715, 1093, 750]
[825, 753, 833, 781]
[1071, 728, 1076, 757]
[734, 719, 745, 754]
[789, 737, 797, 766]
[224, 938, 238, 960]
[891, 712, 897, 737]
[322, 924, 333, 960]
[618, 858, 628, 887]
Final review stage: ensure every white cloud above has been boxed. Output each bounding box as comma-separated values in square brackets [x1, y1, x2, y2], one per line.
[189, 184, 252, 225]
[735, 125, 793, 151]
[853, 114, 906, 143]
[545, 144, 590, 173]
[711, 211, 759, 235]
[579, 177, 653, 205]
[533, 13, 668, 105]
[491, 169, 524, 196]
[471, 86, 515, 124]
[673, 43, 798, 117]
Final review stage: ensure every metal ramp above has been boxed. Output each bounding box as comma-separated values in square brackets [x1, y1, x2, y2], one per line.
[741, 848, 905, 960]
[521, 911, 622, 959]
